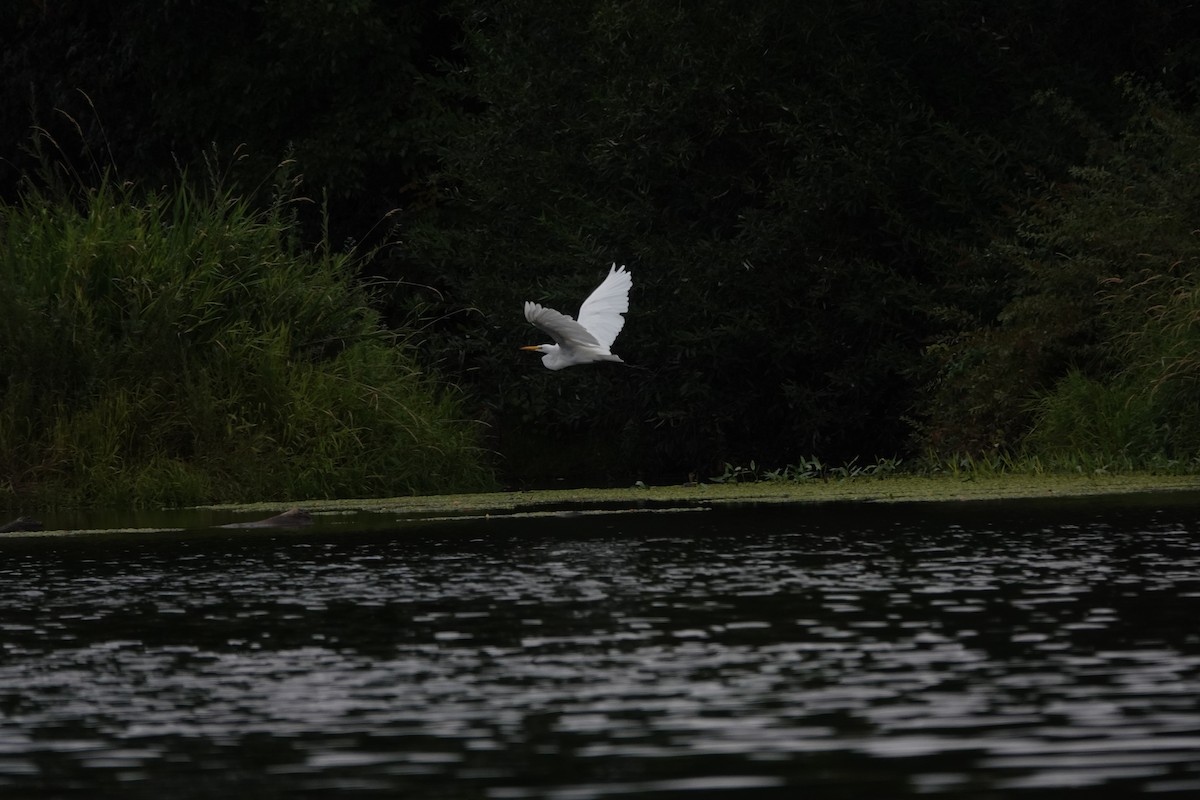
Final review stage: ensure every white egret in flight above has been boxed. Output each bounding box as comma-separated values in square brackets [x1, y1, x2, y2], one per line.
[521, 263, 632, 370]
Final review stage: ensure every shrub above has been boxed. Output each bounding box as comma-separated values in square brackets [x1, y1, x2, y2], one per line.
[0, 172, 492, 507]
[925, 84, 1200, 466]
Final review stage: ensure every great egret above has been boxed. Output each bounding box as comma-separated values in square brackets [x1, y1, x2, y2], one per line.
[521, 263, 632, 370]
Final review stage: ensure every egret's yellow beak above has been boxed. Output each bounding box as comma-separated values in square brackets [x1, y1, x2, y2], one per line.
[519, 345, 541, 352]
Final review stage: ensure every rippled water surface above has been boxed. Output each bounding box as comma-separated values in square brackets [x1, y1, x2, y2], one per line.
[3, 495, 1200, 798]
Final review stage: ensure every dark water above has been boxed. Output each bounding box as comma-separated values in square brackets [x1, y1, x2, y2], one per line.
[2, 495, 1200, 798]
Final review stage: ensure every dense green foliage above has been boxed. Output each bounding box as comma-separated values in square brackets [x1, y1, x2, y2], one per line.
[0, 0, 450, 245]
[401, 0, 1200, 480]
[0, 173, 491, 507]
[928, 87, 1200, 469]
[3, 0, 1200, 494]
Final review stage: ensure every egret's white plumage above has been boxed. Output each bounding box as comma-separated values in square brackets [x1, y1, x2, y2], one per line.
[521, 264, 632, 370]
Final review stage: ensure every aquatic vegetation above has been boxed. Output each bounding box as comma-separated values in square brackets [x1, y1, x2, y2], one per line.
[196, 472, 1200, 522]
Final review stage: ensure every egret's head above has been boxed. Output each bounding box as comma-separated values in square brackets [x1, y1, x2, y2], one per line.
[520, 343, 568, 370]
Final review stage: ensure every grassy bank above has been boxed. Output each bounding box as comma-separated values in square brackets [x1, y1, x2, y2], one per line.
[192, 471, 1200, 522]
[0, 174, 493, 508]
[5, 471, 1196, 537]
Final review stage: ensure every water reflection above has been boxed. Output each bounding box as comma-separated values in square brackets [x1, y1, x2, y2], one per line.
[2, 497, 1200, 798]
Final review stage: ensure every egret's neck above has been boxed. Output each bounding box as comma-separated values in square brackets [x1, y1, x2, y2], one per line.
[540, 344, 568, 370]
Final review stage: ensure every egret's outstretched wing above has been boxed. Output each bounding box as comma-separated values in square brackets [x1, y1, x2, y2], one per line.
[524, 301, 601, 349]
[576, 264, 631, 350]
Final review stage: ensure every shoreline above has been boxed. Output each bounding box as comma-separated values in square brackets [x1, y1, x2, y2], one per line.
[205, 472, 1200, 518]
[5, 474, 1200, 538]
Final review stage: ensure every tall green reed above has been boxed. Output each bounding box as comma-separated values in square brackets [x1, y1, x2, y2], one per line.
[1, 171, 493, 508]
